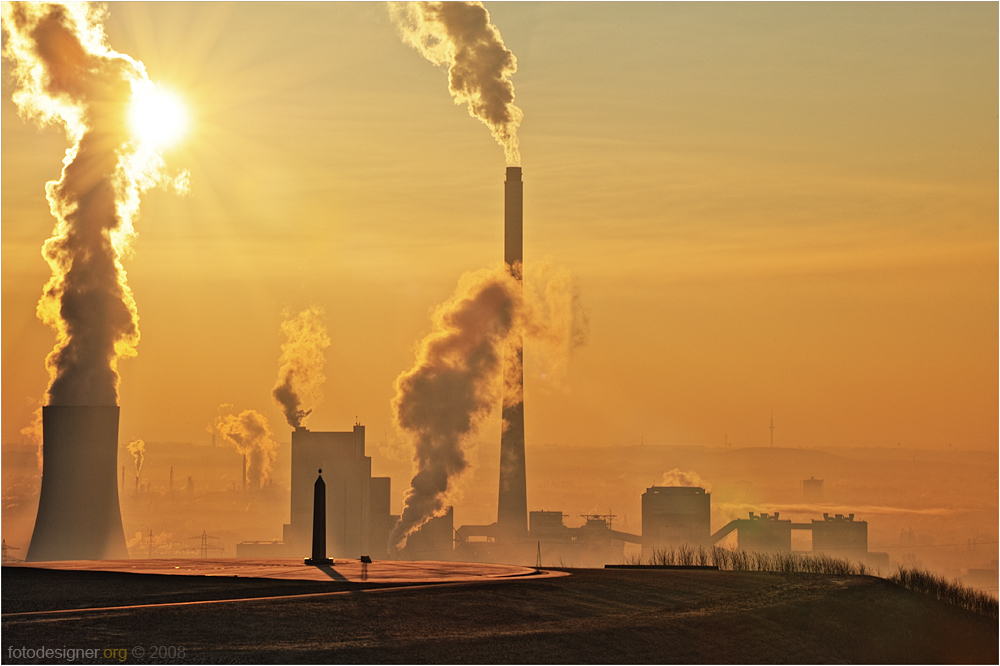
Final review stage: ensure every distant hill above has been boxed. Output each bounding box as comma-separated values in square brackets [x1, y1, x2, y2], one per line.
[3, 566, 996, 663]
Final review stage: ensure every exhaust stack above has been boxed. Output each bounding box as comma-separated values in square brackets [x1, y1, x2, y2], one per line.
[27, 406, 129, 561]
[498, 166, 528, 542]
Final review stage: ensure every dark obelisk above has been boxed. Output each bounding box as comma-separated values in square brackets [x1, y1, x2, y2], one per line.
[304, 469, 332, 565]
[498, 166, 528, 542]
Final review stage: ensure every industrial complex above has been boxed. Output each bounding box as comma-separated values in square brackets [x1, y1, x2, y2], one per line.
[25, 167, 887, 572]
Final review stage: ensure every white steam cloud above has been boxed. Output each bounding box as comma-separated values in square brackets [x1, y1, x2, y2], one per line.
[272, 307, 332, 430]
[388, 263, 587, 551]
[390, 1, 523, 164]
[661, 469, 711, 492]
[214, 410, 278, 490]
[126, 439, 145, 478]
[1, 1, 187, 406]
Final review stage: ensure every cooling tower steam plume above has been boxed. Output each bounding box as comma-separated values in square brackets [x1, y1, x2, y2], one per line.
[215, 410, 278, 490]
[5, 2, 186, 562]
[2, 2, 187, 406]
[127, 439, 145, 478]
[272, 307, 332, 429]
[388, 264, 586, 551]
[391, 1, 523, 164]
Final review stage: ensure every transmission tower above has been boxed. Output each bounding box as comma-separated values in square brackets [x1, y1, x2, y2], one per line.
[2, 539, 21, 564]
[189, 530, 223, 558]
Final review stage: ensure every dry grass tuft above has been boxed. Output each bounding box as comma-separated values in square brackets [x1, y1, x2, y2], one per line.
[626, 546, 997, 619]
[890, 565, 998, 619]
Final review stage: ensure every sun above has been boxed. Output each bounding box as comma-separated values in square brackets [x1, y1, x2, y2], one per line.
[129, 84, 187, 148]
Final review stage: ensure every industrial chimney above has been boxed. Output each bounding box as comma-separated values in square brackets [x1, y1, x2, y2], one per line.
[498, 166, 528, 542]
[27, 406, 129, 561]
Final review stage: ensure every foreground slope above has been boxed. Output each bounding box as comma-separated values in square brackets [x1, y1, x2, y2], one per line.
[3, 566, 996, 664]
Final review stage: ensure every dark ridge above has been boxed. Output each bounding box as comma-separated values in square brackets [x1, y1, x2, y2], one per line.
[3, 566, 997, 664]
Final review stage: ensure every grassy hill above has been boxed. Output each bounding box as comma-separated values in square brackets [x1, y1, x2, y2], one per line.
[3, 566, 997, 664]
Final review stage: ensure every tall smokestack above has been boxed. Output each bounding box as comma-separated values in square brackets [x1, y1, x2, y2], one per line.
[498, 166, 527, 542]
[27, 406, 128, 561]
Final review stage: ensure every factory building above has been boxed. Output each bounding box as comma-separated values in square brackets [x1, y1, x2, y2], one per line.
[282, 424, 393, 558]
[802, 477, 824, 502]
[734, 512, 793, 551]
[401, 507, 454, 560]
[811, 513, 867, 557]
[239, 422, 393, 558]
[530, 511, 569, 538]
[641, 486, 712, 551]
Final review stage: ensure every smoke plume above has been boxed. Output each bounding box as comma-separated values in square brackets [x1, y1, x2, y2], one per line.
[19, 408, 44, 471]
[214, 410, 278, 490]
[272, 307, 331, 429]
[661, 469, 711, 492]
[2, 2, 187, 406]
[517, 261, 590, 398]
[126, 439, 145, 478]
[390, 1, 523, 164]
[388, 264, 586, 551]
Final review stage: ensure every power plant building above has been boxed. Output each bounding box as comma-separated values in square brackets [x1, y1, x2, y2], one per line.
[811, 513, 867, 557]
[734, 512, 793, 551]
[281, 424, 393, 558]
[641, 486, 711, 551]
[402, 506, 454, 560]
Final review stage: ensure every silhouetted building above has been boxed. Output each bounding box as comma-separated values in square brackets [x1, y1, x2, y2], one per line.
[811, 513, 867, 556]
[740, 512, 792, 551]
[227, 424, 397, 560]
[529, 510, 567, 537]
[642, 486, 711, 551]
[27, 406, 129, 561]
[403, 506, 454, 559]
[802, 477, 824, 502]
[369, 476, 393, 556]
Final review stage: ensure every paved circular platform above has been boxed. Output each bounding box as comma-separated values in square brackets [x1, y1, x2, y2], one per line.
[11, 558, 564, 583]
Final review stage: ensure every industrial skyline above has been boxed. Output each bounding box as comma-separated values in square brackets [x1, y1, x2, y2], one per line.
[0, 1, 995, 583]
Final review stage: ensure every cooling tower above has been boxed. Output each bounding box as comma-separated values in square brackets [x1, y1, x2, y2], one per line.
[26, 406, 129, 561]
[498, 166, 528, 542]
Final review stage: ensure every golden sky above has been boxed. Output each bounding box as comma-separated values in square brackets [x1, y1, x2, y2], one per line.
[2, 2, 997, 457]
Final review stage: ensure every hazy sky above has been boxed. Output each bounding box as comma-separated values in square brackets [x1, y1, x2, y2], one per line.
[2, 2, 997, 454]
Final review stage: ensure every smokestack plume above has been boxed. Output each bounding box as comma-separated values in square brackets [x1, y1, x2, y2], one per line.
[272, 307, 331, 430]
[215, 409, 278, 491]
[2, 2, 187, 407]
[661, 469, 712, 492]
[26, 406, 128, 561]
[390, 1, 523, 164]
[388, 263, 587, 551]
[388, 268, 519, 551]
[126, 438, 145, 480]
